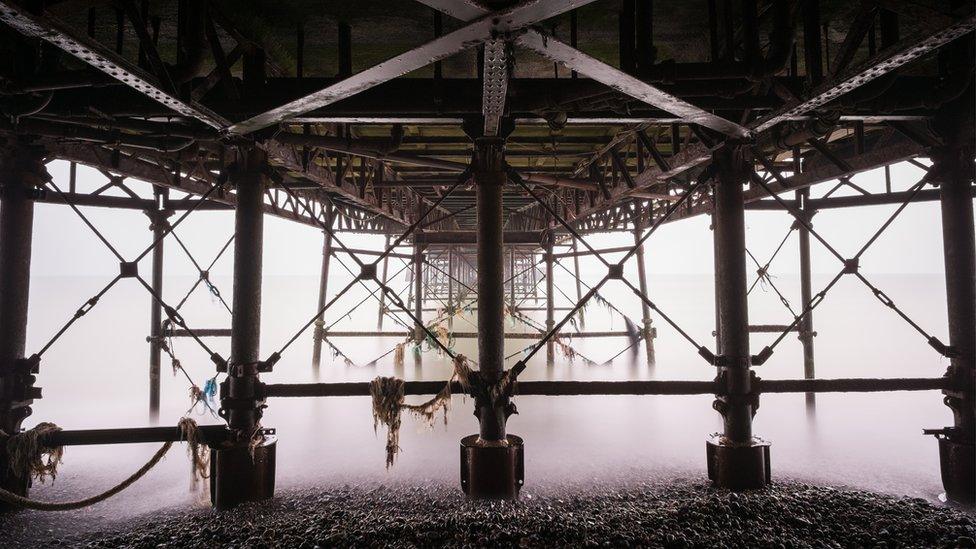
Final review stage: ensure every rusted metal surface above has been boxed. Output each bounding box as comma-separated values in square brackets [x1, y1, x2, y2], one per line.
[226, 0, 600, 134]
[262, 377, 949, 398]
[0, 1, 227, 128]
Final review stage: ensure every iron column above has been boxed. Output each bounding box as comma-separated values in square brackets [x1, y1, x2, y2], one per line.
[572, 239, 585, 329]
[377, 235, 390, 330]
[413, 241, 424, 344]
[633, 222, 656, 365]
[311, 206, 334, 371]
[147, 185, 171, 423]
[214, 147, 276, 509]
[0, 142, 41, 499]
[545, 238, 555, 365]
[706, 144, 769, 490]
[796, 187, 816, 410]
[461, 136, 523, 499]
[509, 248, 516, 309]
[447, 246, 455, 328]
[933, 141, 976, 504]
[475, 137, 508, 440]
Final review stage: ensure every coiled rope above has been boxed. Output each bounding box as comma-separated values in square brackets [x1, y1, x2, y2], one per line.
[0, 417, 205, 511]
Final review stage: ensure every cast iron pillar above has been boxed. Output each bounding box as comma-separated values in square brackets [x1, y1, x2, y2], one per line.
[213, 148, 275, 509]
[796, 187, 817, 410]
[545, 237, 555, 366]
[931, 137, 976, 505]
[311, 206, 334, 372]
[706, 144, 770, 490]
[146, 186, 172, 424]
[509, 248, 516, 308]
[447, 246, 455, 328]
[377, 235, 391, 330]
[0, 142, 42, 501]
[413, 241, 424, 344]
[460, 136, 523, 499]
[633, 223, 656, 366]
[572, 240, 585, 329]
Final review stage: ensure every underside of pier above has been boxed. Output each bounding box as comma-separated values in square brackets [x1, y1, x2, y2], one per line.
[0, 0, 973, 510]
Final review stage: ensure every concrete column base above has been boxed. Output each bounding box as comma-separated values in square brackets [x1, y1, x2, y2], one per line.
[706, 434, 771, 490]
[210, 435, 277, 509]
[937, 437, 974, 505]
[460, 434, 524, 499]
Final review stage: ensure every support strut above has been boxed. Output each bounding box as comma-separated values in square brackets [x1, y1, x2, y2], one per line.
[796, 186, 817, 411]
[633, 219, 656, 366]
[146, 186, 172, 423]
[0, 141, 42, 501]
[461, 136, 523, 499]
[214, 147, 276, 509]
[312, 208, 334, 372]
[545, 236, 555, 366]
[706, 144, 770, 490]
[930, 112, 975, 505]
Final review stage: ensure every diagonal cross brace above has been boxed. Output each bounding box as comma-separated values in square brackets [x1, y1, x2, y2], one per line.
[750, 148, 952, 363]
[416, 0, 750, 139]
[227, 0, 599, 134]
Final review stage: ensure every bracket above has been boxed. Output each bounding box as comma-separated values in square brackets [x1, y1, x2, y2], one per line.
[359, 263, 378, 281]
[119, 261, 139, 278]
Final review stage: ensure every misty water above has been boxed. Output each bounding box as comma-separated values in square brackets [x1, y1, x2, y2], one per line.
[16, 160, 959, 524]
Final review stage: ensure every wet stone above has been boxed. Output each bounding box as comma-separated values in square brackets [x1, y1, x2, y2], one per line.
[2, 480, 974, 548]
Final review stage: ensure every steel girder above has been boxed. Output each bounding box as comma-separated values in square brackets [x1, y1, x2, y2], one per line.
[226, 0, 601, 134]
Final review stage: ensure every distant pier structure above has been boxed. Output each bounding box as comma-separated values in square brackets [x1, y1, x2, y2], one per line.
[0, 0, 972, 508]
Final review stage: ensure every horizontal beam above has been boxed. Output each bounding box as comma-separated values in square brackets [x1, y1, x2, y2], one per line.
[553, 245, 633, 258]
[43, 425, 234, 447]
[162, 328, 231, 338]
[320, 330, 634, 339]
[35, 192, 155, 210]
[263, 376, 949, 398]
[746, 187, 971, 211]
[414, 231, 544, 245]
[43, 142, 328, 229]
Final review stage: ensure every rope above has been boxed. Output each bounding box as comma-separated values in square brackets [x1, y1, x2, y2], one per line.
[369, 355, 473, 467]
[0, 418, 206, 511]
[5, 422, 63, 483]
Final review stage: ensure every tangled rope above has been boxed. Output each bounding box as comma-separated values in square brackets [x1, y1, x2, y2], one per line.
[0, 418, 206, 511]
[178, 417, 209, 492]
[5, 422, 63, 484]
[369, 355, 474, 467]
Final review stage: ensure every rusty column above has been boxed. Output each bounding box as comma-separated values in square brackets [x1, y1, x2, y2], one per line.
[460, 136, 523, 499]
[545, 237, 555, 365]
[509, 248, 516, 309]
[213, 147, 276, 509]
[447, 246, 455, 328]
[571, 240, 585, 329]
[930, 116, 975, 504]
[377, 235, 391, 330]
[706, 144, 770, 490]
[413, 240, 424, 344]
[311, 206, 334, 371]
[0, 141, 42, 501]
[796, 187, 817, 410]
[146, 186, 172, 424]
[633, 221, 656, 366]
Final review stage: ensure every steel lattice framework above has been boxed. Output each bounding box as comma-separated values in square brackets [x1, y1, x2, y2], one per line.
[0, 0, 972, 509]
